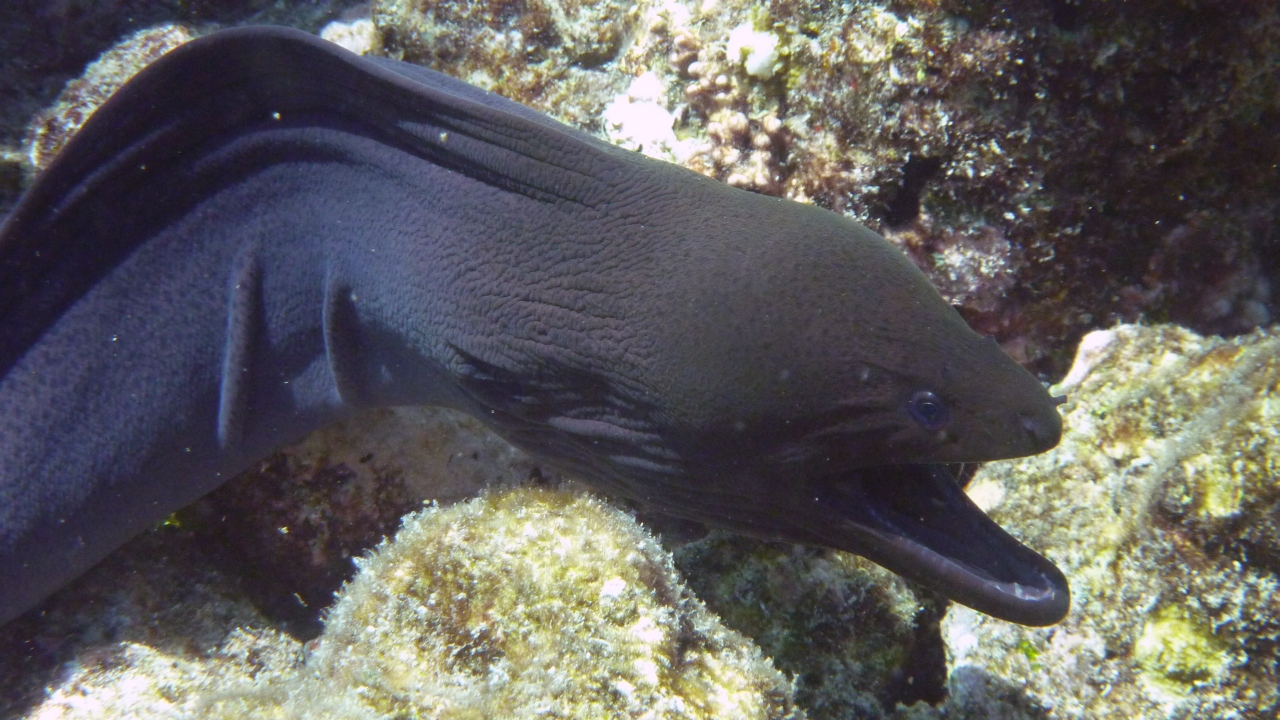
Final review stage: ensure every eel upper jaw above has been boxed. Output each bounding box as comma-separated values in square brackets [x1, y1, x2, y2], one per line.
[808, 463, 1070, 626]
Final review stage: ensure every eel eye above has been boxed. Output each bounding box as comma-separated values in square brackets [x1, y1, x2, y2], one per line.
[907, 390, 950, 432]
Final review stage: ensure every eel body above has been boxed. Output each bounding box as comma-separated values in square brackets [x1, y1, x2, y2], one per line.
[0, 26, 1068, 626]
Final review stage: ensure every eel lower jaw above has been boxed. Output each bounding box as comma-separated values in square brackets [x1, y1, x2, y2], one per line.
[808, 463, 1070, 626]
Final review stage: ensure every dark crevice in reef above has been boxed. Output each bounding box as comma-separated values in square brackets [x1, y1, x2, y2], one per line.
[883, 155, 943, 229]
[882, 593, 950, 707]
[178, 449, 424, 641]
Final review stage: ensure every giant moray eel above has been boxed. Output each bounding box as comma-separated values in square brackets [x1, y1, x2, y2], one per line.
[0, 26, 1068, 626]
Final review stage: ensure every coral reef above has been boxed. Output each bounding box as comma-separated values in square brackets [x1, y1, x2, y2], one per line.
[21, 321, 1280, 720]
[674, 533, 946, 720]
[8, 486, 805, 720]
[925, 323, 1280, 719]
[4, 6, 1280, 720]
[319, 14, 380, 56]
[764, 0, 1278, 366]
[602, 71, 689, 161]
[372, 0, 795, 192]
[372, 0, 647, 132]
[12, 2, 1277, 371]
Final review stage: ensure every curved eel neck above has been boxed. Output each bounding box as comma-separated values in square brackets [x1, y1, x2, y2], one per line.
[0, 29, 644, 623]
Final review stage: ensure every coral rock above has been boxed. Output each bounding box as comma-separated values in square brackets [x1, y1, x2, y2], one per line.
[675, 533, 944, 720]
[13, 486, 805, 720]
[306, 486, 803, 719]
[26, 24, 193, 173]
[932, 324, 1280, 719]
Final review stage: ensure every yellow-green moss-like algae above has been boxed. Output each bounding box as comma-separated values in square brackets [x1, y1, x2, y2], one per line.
[673, 533, 933, 719]
[1133, 604, 1230, 693]
[23, 486, 804, 720]
[300, 486, 802, 719]
[936, 324, 1279, 719]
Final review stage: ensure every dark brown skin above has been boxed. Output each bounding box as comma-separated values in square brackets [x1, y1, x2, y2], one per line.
[0, 26, 1067, 627]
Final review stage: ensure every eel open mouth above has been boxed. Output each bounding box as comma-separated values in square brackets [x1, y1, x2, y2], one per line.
[811, 463, 1070, 626]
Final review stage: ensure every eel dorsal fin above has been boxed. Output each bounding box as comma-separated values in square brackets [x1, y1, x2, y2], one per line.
[0, 25, 626, 381]
[217, 251, 262, 450]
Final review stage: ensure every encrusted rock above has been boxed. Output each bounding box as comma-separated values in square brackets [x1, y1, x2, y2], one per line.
[930, 324, 1280, 719]
[13, 486, 806, 720]
[26, 24, 193, 173]
[675, 533, 944, 720]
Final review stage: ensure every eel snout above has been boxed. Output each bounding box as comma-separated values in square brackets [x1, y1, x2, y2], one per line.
[1018, 406, 1063, 454]
[809, 463, 1070, 626]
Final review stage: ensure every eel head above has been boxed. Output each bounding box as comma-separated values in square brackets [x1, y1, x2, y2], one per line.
[449, 164, 1070, 625]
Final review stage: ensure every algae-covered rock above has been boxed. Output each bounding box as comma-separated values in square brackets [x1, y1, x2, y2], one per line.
[372, 0, 651, 133]
[15, 486, 804, 720]
[24, 23, 193, 173]
[930, 324, 1280, 719]
[302, 486, 802, 719]
[675, 533, 943, 720]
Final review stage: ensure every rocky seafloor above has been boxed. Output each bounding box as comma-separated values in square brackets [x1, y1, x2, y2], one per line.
[1, 1, 1277, 718]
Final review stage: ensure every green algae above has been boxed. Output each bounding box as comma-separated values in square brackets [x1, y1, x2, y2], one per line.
[1134, 604, 1229, 693]
[1014, 639, 1039, 665]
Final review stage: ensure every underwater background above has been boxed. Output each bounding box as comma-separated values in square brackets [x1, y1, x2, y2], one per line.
[0, 1, 1276, 717]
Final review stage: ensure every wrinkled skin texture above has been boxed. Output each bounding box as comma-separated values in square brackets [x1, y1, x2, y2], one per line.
[0, 27, 1065, 626]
